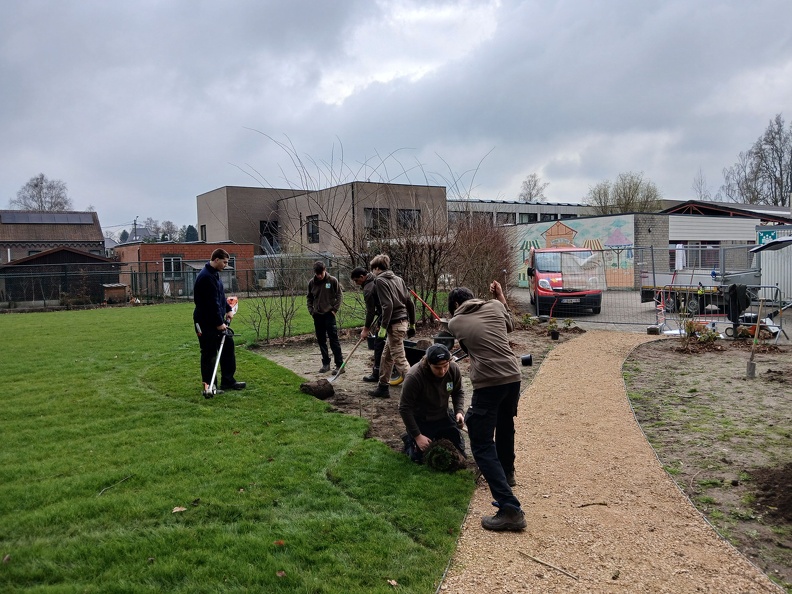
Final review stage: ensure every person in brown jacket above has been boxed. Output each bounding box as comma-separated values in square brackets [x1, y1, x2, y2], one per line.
[307, 261, 344, 374]
[447, 280, 526, 532]
[398, 344, 466, 463]
[368, 254, 416, 398]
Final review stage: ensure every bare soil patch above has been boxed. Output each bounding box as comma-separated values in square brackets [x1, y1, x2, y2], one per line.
[251, 320, 575, 452]
[625, 338, 792, 591]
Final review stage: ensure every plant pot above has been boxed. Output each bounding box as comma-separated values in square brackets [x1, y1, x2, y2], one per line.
[550, 330, 560, 340]
[367, 335, 378, 350]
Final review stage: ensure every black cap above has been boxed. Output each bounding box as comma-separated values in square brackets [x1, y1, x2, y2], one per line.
[426, 344, 451, 364]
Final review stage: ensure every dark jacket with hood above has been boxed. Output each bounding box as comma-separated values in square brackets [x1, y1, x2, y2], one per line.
[399, 358, 465, 438]
[447, 298, 521, 389]
[361, 272, 382, 329]
[373, 270, 416, 328]
[307, 272, 343, 316]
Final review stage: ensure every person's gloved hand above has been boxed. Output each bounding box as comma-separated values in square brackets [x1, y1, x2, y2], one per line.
[377, 326, 387, 339]
[407, 324, 416, 338]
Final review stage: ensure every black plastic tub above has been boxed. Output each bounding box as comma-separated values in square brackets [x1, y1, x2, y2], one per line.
[403, 340, 425, 365]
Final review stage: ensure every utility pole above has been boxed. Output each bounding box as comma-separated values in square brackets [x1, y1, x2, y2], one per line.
[133, 216, 138, 240]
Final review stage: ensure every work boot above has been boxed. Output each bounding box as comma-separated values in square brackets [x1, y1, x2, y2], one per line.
[368, 383, 390, 398]
[332, 365, 345, 375]
[481, 505, 527, 532]
[506, 471, 517, 487]
[363, 367, 380, 382]
[319, 363, 331, 373]
[220, 381, 246, 391]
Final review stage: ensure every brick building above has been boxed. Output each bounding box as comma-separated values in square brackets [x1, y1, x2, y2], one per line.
[114, 241, 255, 300]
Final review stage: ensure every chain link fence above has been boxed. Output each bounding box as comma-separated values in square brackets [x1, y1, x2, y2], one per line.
[2, 247, 789, 344]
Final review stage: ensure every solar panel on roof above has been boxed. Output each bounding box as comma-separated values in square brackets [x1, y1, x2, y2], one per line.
[0, 212, 93, 224]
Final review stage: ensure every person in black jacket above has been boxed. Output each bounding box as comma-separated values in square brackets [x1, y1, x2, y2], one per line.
[193, 248, 245, 396]
[351, 267, 385, 382]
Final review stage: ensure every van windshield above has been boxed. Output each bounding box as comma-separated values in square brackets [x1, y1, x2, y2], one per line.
[535, 250, 595, 273]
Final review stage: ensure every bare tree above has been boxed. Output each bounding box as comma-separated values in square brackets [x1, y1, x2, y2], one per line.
[719, 113, 791, 206]
[10, 174, 73, 211]
[584, 172, 662, 215]
[691, 168, 712, 201]
[445, 215, 515, 302]
[518, 173, 549, 202]
[143, 217, 161, 239]
[160, 220, 178, 241]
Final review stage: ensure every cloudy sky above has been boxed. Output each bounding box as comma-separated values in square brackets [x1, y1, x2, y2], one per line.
[2, 0, 790, 236]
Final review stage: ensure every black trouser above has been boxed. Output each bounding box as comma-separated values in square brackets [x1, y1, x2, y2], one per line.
[465, 381, 521, 510]
[197, 326, 236, 387]
[313, 312, 343, 367]
[372, 335, 385, 372]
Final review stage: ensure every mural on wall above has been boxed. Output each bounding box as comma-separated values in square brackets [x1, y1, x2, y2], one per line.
[515, 215, 636, 288]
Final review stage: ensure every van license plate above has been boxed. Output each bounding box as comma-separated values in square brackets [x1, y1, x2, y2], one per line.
[561, 298, 580, 304]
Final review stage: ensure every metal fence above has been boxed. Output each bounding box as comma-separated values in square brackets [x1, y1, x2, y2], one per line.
[2, 247, 790, 344]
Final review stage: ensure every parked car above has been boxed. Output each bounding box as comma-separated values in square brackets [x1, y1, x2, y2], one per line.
[526, 247, 605, 316]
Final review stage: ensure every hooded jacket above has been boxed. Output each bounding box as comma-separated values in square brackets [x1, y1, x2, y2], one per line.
[447, 298, 521, 389]
[373, 270, 416, 328]
[399, 358, 465, 438]
[307, 272, 343, 316]
[361, 272, 381, 329]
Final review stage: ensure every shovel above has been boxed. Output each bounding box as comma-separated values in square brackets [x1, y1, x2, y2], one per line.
[329, 334, 367, 383]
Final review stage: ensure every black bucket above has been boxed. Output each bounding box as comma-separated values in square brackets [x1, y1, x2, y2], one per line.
[403, 340, 425, 365]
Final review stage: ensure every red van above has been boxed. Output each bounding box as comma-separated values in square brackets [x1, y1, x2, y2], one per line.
[526, 247, 605, 316]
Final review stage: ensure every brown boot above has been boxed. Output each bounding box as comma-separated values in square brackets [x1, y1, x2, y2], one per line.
[481, 505, 527, 531]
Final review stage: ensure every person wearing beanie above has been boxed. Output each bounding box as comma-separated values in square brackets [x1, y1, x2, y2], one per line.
[398, 344, 466, 463]
[447, 280, 526, 532]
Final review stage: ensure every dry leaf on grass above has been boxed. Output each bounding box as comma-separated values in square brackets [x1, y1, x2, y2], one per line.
[171, 506, 187, 513]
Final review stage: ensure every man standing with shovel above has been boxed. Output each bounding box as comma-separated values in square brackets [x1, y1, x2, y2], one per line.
[368, 254, 416, 398]
[447, 280, 525, 531]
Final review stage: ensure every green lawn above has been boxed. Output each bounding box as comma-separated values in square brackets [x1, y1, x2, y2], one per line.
[0, 301, 474, 593]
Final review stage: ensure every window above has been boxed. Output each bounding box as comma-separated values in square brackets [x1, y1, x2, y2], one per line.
[540, 213, 557, 222]
[27, 250, 41, 256]
[496, 212, 516, 226]
[448, 210, 466, 226]
[260, 220, 280, 253]
[471, 212, 494, 226]
[306, 215, 319, 243]
[364, 208, 390, 237]
[560, 213, 578, 220]
[163, 256, 183, 279]
[519, 213, 538, 224]
[200, 225, 206, 242]
[397, 209, 421, 231]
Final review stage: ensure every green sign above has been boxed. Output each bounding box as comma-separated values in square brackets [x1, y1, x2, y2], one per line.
[757, 230, 777, 245]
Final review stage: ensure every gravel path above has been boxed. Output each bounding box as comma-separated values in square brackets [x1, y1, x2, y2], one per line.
[439, 330, 782, 593]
